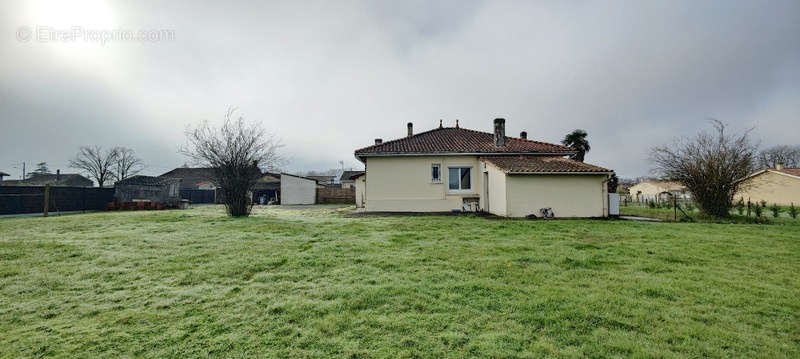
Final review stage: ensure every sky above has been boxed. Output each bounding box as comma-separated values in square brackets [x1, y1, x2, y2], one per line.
[1, 0, 798, 180]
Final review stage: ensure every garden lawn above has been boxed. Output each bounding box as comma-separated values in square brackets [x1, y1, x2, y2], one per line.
[1, 205, 799, 358]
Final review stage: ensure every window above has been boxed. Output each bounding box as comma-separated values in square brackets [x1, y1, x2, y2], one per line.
[431, 164, 441, 182]
[448, 167, 471, 191]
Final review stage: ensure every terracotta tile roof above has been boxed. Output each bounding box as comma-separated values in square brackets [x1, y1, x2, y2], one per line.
[776, 168, 800, 177]
[481, 155, 611, 174]
[355, 127, 573, 157]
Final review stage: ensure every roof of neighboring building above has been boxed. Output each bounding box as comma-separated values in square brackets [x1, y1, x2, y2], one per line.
[355, 126, 574, 158]
[481, 155, 611, 174]
[740, 167, 800, 182]
[159, 167, 216, 188]
[306, 175, 335, 183]
[116, 175, 180, 186]
[0, 171, 10, 177]
[8, 173, 94, 187]
[281, 173, 319, 182]
[775, 168, 800, 177]
[340, 170, 364, 181]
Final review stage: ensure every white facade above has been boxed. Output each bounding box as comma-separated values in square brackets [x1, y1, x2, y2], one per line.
[280, 174, 317, 205]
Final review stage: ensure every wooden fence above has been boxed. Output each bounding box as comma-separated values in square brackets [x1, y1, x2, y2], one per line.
[316, 187, 355, 204]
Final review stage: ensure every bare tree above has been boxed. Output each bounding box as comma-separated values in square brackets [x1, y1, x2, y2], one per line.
[650, 120, 757, 217]
[69, 146, 119, 188]
[112, 147, 145, 181]
[181, 107, 283, 217]
[757, 145, 800, 168]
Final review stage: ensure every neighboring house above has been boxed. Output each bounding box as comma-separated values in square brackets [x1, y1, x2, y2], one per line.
[0, 171, 9, 182]
[280, 173, 318, 205]
[339, 170, 364, 189]
[1, 170, 93, 187]
[628, 180, 689, 203]
[737, 165, 800, 206]
[114, 175, 182, 205]
[159, 167, 216, 189]
[354, 119, 613, 218]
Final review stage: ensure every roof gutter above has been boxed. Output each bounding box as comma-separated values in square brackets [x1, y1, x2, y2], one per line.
[355, 151, 577, 163]
[506, 171, 614, 175]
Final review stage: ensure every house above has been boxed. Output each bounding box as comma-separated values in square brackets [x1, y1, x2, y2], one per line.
[280, 173, 318, 205]
[0, 170, 93, 187]
[737, 165, 800, 206]
[159, 167, 216, 189]
[0, 171, 9, 182]
[339, 170, 364, 189]
[354, 119, 613, 218]
[114, 175, 182, 206]
[628, 180, 689, 203]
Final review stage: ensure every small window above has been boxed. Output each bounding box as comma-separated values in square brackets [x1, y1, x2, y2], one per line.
[431, 164, 441, 182]
[448, 167, 472, 191]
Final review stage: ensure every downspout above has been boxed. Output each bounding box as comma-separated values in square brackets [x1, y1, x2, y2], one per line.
[601, 175, 610, 217]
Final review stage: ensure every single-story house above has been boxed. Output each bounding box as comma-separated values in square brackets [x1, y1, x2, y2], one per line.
[159, 167, 216, 190]
[114, 175, 182, 206]
[0, 170, 93, 187]
[280, 173, 318, 205]
[737, 165, 800, 206]
[339, 170, 364, 189]
[354, 119, 613, 218]
[628, 180, 689, 203]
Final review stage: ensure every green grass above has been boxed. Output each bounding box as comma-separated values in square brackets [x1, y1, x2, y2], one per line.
[1, 206, 799, 358]
[620, 203, 800, 224]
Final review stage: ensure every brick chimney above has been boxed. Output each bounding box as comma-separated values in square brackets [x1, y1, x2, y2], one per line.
[407, 122, 413, 137]
[374, 138, 383, 145]
[520, 131, 527, 140]
[493, 118, 506, 146]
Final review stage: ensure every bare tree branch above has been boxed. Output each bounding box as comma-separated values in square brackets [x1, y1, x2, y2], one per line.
[68, 146, 119, 188]
[757, 145, 800, 168]
[181, 107, 284, 217]
[650, 120, 758, 217]
[112, 147, 145, 182]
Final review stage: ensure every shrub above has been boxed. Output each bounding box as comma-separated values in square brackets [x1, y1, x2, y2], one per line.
[735, 198, 745, 215]
[650, 120, 757, 218]
[770, 203, 781, 218]
[754, 204, 763, 218]
[760, 200, 767, 208]
[648, 200, 656, 209]
[789, 203, 798, 219]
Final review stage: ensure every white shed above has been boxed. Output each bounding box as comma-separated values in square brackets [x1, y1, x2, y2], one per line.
[280, 173, 317, 205]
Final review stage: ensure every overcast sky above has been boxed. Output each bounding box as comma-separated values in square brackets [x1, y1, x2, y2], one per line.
[1, 0, 798, 180]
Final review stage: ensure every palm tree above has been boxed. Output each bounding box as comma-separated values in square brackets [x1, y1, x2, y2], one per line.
[562, 129, 590, 162]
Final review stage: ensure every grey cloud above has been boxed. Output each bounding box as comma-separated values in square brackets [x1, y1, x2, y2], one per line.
[1, 0, 798, 179]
